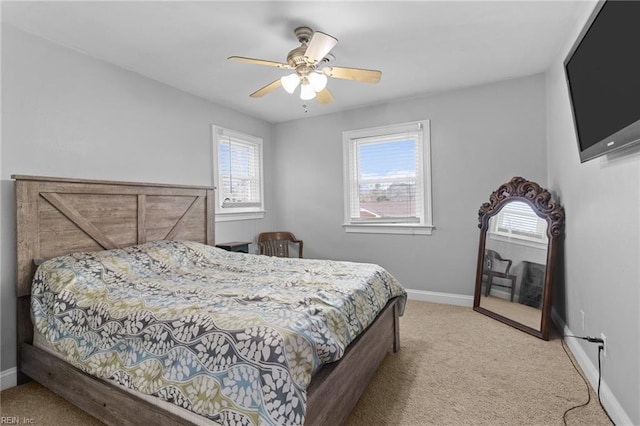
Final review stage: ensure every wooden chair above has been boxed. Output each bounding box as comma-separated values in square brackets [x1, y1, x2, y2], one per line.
[258, 232, 303, 258]
[483, 249, 517, 302]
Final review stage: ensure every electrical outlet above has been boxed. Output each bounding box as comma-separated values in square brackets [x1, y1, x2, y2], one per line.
[600, 332, 607, 357]
[580, 310, 585, 331]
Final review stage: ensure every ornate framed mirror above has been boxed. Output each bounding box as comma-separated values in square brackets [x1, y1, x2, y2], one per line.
[473, 177, 565, 340]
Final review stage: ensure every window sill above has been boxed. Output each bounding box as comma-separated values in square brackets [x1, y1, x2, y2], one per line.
[343, 223, 434, 235]
[216, 211, 265, 222]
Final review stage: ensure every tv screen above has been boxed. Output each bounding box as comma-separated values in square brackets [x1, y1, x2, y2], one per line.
[564, 0, 640, 163]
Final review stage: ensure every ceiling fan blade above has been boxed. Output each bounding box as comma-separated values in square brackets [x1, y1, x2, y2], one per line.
[323, 66, 382, 84]
[250, 79, 282, 98]
[228, 56, 290, 69]
[316, 87, 334, 104]
[304, 31, 338, 63]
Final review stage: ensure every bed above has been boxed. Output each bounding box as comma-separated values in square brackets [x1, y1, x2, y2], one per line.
[14, 175, 406, 426]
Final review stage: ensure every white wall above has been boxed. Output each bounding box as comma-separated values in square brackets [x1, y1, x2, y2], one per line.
[0, 25, 275, 372]
[273, 74, 548, 297]
[546, 2, 640, 424]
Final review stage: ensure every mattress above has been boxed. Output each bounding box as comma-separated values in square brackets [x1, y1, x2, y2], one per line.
[31, 240, 406, 425]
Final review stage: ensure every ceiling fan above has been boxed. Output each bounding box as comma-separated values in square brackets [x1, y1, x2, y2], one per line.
[228, 26, 382, 104]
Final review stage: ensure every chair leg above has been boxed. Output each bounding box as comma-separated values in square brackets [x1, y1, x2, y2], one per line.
[485, 274, 493, 297]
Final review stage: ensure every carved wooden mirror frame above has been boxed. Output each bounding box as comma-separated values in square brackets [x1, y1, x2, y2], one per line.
[473, 177, 565, 340]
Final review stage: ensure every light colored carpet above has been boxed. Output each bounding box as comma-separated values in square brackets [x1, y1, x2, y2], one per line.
[1, 300, 611, 425]
[346, 300, 610, 425]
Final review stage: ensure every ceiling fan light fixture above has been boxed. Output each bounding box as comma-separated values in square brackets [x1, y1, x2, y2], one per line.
[307, 72, 328, 92]
[281, 73, 300, 94]
[300, 83, 316, 100]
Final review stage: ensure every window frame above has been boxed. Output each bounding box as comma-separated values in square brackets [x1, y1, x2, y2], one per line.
[342, 120, 433, 235]
[212, 125, 265, 222]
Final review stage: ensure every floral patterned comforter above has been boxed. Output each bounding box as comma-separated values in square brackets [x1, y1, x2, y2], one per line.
[31, 240, 406, 425]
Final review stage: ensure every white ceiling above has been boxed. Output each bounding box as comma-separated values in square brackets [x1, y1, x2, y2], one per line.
[1, 1, 585, 123]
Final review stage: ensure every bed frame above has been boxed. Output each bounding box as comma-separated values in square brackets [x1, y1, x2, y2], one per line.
[14, 175, 401, 426]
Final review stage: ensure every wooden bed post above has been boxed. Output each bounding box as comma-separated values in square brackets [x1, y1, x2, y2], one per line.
[15, 180, 40, 384]
[393, 299, 401, 353]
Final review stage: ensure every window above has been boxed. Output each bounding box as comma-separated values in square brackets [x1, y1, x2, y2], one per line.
[343, 120, 433, 234]
[212, 126, 264, 221]
[489, 201, 548, 246]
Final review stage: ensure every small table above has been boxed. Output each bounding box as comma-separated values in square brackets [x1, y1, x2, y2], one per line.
[215, 241, 251, 253]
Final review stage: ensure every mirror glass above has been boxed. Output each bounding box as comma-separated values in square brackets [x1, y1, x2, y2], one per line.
[477, 201, 548, 332]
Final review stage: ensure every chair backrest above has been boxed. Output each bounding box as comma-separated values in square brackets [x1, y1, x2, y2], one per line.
[484, 249, 513, 274]
[258, 232, 303, 258]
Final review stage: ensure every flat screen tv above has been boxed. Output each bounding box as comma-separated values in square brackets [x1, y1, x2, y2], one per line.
[564, 0, 640, 163]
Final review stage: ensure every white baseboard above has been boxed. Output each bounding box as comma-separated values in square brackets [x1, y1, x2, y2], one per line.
[551, 309, 633, 426]
[406, 288, 474, 307]
[0, 367, 17, 391]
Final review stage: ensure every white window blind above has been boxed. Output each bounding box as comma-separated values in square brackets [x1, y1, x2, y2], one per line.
[350, 134, 423, 223]
[494, 201, 548, 243]
[213, 126, 264, 219]
[343, 120, 433, 235]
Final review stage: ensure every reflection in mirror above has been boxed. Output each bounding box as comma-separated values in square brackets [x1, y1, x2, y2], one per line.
[473, 177, 564, 340]
[479, 201, 547, 331]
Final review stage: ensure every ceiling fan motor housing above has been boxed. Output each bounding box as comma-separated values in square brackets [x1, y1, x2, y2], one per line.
[286, 46, 309, 68]
[288, 27, 332, 76]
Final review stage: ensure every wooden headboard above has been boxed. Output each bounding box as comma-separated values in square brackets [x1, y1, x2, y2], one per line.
[14, 175, 215, 296]
[13, 175, 214, 381]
